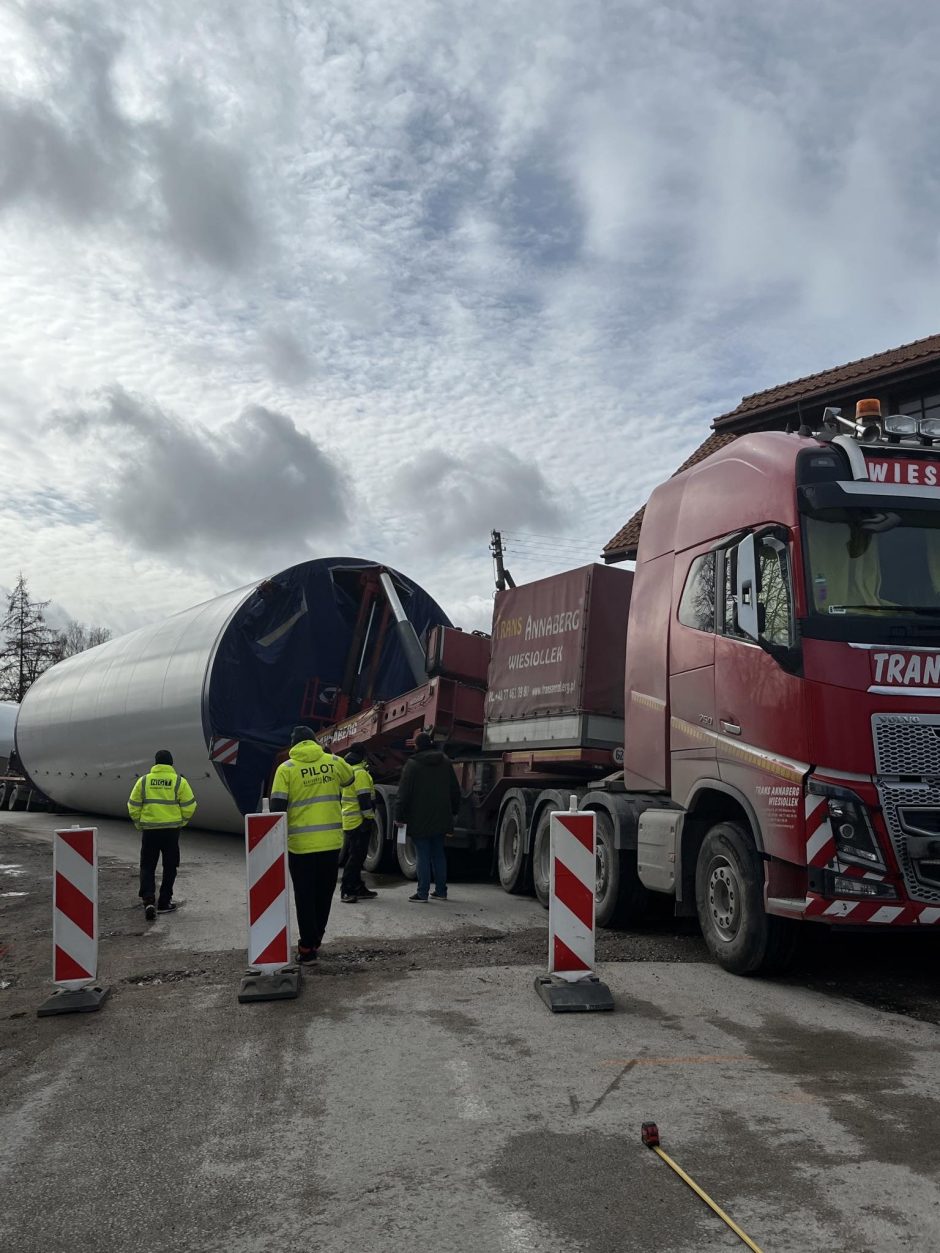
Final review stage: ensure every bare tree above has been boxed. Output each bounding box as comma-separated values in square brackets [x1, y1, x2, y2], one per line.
[0, 574, 59, 701]
[52, 619, 113, 662]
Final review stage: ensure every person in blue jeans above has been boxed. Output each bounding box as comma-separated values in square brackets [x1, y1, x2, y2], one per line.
[395, 732, 461, 901]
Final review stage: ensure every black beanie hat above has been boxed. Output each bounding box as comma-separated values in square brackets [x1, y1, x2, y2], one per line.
[291, 725, 316, 746]
[155, 749, 173, 766]
[344, 744, 364, 765]
[414, 732, 433, 752]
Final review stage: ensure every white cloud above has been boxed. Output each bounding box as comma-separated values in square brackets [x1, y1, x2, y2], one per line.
[1, 0, 940, 643]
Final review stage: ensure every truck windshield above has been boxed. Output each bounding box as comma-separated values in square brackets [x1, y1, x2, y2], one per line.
[805, 510, 940, 617]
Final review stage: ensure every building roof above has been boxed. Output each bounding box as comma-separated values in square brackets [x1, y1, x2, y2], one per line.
[715, 332, 940, 430]
[603, 331, 940, 562]
[602, 431, 737, 562]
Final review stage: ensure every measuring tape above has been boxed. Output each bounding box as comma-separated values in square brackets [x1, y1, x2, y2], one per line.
[641, 1123, 763, 1253]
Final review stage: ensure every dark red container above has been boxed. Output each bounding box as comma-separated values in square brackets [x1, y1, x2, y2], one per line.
[483, 564, 633, 750]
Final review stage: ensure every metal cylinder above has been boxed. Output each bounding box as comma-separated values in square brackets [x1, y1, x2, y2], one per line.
[16, 558, 448, 832]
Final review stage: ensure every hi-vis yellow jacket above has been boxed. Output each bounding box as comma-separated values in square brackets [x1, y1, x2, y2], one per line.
[127, 764, 197, 831]
[341, 764, 376, 832]
[271, 740, 355, 854]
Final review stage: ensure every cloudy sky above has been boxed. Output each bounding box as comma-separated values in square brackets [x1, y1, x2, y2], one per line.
[2, 0, 939, 636]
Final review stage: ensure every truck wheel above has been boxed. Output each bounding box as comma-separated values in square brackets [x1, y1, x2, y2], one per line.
[363, 807, 391, 874]
[695, 821, 796, 975]
[532, 809, 552, 908]
[8, 785, 27, 812]
[396, 834, 418, 880]
[595, 812, 650, 929]
[0, 783, 9, 810]
[497, 797, 528, 893]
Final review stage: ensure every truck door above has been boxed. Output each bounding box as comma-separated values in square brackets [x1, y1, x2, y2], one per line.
[669, 548, 718, 803]
[714, 529, 807, 862]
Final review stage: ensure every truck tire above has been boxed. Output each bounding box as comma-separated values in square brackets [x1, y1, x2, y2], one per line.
[8, 785, 27, 812]
[25, 789, 48, 812]
[695, 821, 796, 975]
[532, 808, 552, 908]
[496, 796, 528, 893]
[396, 834, 418, 880]
[596, 813, 651, 928]
[363, 806, 392, 874]
[0, 783, 10, 810]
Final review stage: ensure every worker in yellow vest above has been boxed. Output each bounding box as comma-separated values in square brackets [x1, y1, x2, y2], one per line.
[339, 744, 378, 904]
[270, 726, 355, 963]
[127, 749, 197, 921]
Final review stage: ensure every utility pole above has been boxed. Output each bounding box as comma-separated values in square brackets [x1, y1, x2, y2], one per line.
[490, 530, 515, 592]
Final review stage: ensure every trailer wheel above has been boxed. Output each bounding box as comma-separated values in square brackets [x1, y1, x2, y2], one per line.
[25, 789, 48, 812]
[8, 785, 27, 812]
[594, 812, 652, 929]
[496, 796, 528, 893]
[695, 821, 796, 975]
[396, 833, 418, 880]
[363, 806, 392, 874]
[0, 783, 9, 810]
[532, 809, 552, 908]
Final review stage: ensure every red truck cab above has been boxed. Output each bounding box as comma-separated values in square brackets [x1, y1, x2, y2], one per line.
[627, 404, 940, 972]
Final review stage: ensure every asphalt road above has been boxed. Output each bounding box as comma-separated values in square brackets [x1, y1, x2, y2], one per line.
[2, 810, 940, 1252]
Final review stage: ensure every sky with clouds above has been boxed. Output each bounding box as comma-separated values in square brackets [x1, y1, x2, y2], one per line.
[2, 0, 940, 636]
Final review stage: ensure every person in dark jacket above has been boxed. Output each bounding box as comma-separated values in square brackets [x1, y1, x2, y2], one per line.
[395, 732, 460, 902]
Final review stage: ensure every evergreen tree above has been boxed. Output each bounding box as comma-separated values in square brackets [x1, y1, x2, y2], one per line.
[0, 574, 59, 701]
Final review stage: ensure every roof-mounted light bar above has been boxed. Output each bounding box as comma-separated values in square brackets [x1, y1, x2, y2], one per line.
[809, 398, 940, 448]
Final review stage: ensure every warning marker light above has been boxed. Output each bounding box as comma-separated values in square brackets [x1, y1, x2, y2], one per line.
[641, 1121, 661, 1148]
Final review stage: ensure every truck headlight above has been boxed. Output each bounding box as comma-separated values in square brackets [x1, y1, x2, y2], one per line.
[808, 781, 885, 871]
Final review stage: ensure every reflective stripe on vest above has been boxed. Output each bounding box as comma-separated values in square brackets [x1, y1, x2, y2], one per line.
[273, 755, 349, 853]
[136, 769, 193, 829]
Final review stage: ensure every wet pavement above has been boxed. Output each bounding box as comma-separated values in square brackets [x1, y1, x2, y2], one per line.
[2, 810, 940, 1251]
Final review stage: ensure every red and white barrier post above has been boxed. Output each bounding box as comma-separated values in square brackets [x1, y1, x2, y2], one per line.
[535, 797, 614, 1012]
[37, 825, 110, 1017]
[238, 803, 300, 1002]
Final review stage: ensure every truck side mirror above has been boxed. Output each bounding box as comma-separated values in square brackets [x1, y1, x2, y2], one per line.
[735, 534, 760, 642]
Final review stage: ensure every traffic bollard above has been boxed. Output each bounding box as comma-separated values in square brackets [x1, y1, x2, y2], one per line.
[534, 796, 614, 1012]
[238, 804, 300, 1003]
[37, 825, 110, 1017]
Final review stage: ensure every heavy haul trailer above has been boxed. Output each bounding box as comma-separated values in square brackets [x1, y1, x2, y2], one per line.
[322, 562, 639, 926]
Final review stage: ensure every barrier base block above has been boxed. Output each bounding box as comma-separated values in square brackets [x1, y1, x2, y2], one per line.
[534, 973, 614, 1013]
[37, 984, 110, 1018]
[237, 967, 301, 1003]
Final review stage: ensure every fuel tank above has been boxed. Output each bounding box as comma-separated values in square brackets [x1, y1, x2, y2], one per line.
[15, 559, 448, 831]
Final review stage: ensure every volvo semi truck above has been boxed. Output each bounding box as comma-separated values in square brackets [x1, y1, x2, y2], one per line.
[342, 399, 940, 973]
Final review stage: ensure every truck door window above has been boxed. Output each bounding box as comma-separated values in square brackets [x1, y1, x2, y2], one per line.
[677, 552, 716, 632]
[721, 549, 746, 639]
[721, 534, 793, 647]
[758, 536, 793, 647]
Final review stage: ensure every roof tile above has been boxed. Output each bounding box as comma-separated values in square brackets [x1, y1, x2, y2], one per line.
[715, 332, 940, 426]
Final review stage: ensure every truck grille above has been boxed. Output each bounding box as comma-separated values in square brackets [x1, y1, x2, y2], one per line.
[872, 713, 940, 776]
[872, 715, 940, 903]
[877, 781, 940, 903]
